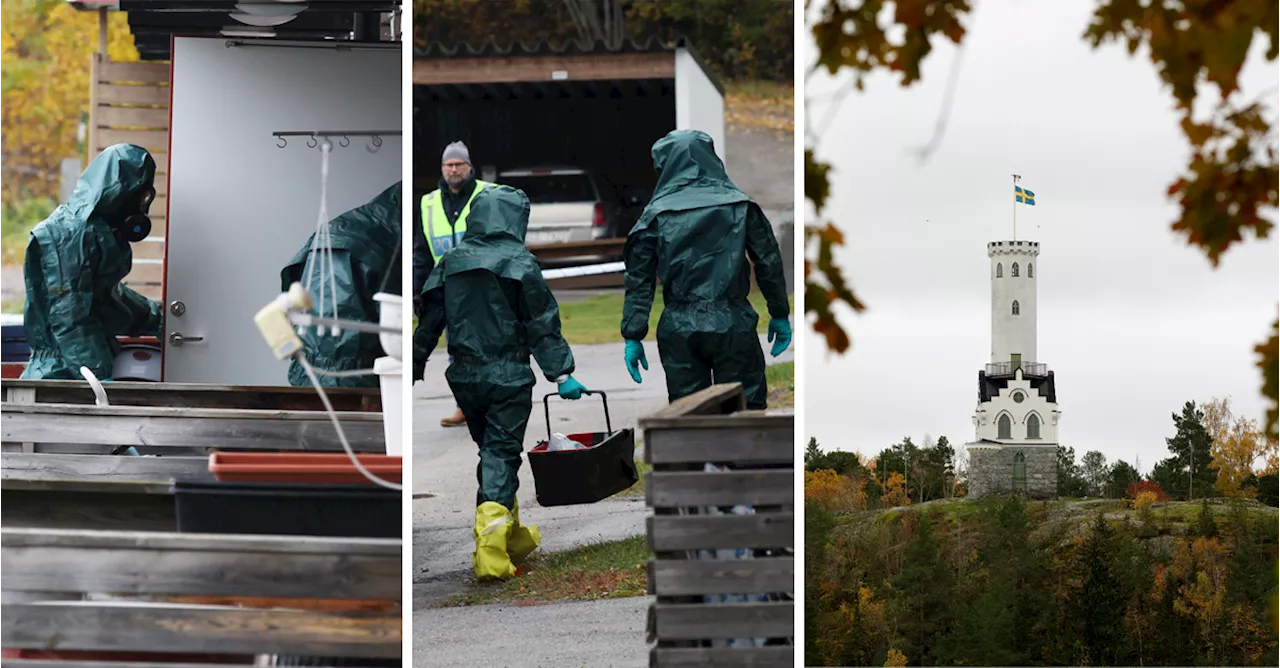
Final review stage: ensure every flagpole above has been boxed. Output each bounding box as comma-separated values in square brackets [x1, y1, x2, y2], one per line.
[1012, 174, 1021, 241]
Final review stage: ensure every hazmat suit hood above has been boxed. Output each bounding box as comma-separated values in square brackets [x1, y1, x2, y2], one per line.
[20, 144, 163, 380]
[281, 181, 403, 388]
[427, 185, 539, 286]
[68, 143, 157, 224]
[641, 130, 750, 218]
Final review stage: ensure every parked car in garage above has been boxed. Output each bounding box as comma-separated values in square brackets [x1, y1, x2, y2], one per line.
[497, 167, 618, 246]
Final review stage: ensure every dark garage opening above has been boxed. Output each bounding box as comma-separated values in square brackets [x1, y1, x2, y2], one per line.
[414, 78, 677, 234]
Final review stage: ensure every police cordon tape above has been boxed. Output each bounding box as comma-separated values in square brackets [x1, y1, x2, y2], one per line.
[540, 261, 626, 280]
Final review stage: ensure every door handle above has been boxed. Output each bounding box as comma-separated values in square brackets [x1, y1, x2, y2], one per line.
[169, 332, 204, 347]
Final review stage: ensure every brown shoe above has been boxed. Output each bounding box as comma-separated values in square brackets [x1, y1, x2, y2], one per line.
[441, 407, 467, 427]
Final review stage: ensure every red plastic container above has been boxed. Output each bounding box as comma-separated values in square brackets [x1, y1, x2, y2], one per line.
[209, 452, 402, 485]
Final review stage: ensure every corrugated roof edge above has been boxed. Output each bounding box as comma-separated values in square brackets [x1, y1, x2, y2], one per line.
[413, 35, 724, 96]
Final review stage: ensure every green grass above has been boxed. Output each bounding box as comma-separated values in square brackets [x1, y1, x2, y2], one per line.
[1, 300, 22, 314]
[558, 291, 794, 346]
[766, 360, 794, 408]
[440, 535, 648, 607]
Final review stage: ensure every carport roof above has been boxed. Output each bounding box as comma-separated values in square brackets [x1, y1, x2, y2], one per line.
[413, 36, 723, 95]
[69, 0, 399, 61]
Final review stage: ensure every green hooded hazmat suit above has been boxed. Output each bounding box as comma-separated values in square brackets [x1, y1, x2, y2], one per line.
[281, 182, 402, 388]
[414, 184, 576, 580]
[621, 130, 790, 409]
[20, 144, 163, 380]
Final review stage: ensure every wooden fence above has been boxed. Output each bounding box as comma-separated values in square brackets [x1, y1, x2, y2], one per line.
[90, 55, 171, 302]
[642, 383, 795, 667]
[1, 528, 402, 661]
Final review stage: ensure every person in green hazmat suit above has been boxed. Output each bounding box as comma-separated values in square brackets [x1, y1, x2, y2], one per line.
[20, 143, 163, 380]
[413, 184, 589, 580]
[281, 182, 402, 388]
[621, 130, 791, 409]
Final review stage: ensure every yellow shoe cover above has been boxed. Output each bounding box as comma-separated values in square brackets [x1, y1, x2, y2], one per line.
[508, 499, 541, 565]
[472, 501, 516, 581]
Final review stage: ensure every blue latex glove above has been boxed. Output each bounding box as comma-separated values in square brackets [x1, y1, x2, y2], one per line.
[767, 318, 792, 357]
[558, 376, 588, 400]
[624, 340, 648, 384]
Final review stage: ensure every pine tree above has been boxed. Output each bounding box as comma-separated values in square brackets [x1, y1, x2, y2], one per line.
[890, 513, 950, 665]
[1195, 499, 1219, 538]
[1156, 401, 1219, 500]
[1074, 514, 1126, 665]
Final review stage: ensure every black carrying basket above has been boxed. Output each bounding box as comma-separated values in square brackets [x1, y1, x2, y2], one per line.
[527, 391, 638, 507]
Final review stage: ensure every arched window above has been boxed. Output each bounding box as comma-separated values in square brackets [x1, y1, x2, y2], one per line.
[1011, 262, 1020, 277]
[1027, 413, 1041, 439]
[996, 263, 1003, 278]
[1012, 300, 1020, 315]
[998, 414, 1012, 439]
[1013, 453, 1027, 492]
[1028, 263, 1034, 278]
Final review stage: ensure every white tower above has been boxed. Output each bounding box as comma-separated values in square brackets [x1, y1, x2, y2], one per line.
[988, 240, 1038, 368]
[967, 239, 1060, 498]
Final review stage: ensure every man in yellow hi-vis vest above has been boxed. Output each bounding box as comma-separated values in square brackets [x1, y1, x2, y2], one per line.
[412, 141, 493, 427]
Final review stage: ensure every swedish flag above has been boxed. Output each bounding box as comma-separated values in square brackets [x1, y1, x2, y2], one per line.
[1015, 186, 1036, 206]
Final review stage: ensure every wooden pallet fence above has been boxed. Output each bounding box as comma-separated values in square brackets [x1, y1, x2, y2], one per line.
[91, 55, 171, 303]
[642, 383, 795, 668]
[0, 528, 401, 660]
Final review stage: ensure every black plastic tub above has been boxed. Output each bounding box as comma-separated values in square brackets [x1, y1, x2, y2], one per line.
[527, 391, 638, 507]
[174, 481, 401, 538]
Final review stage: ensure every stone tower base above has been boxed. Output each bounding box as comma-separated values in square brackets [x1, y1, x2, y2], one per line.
[967, 443, 1057, 499]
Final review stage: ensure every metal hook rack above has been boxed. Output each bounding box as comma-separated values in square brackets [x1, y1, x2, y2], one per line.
[272, 130, 401, 152]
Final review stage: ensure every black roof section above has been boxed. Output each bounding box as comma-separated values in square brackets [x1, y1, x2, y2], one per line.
[101, 1, 400, 61]
[413, 36, 725, 95]
[978, 370, 1057, 404]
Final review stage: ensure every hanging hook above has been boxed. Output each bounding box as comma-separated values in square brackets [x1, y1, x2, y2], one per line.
[307, 134, 318, 149]
[366, 134, 382, 153]
[339, 135, 350, 148]
[277, 135, 288, 148]
[321, 137, 334, 152]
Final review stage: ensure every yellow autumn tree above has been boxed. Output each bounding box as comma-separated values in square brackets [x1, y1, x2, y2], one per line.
[881, 471, 907, 507]
[884, 648, 908, 667]
[1204, 397, 1268, 497]
[2, 1, 139, 203]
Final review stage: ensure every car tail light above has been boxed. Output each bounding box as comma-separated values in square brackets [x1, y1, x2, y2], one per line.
[592, 202, 605, 228]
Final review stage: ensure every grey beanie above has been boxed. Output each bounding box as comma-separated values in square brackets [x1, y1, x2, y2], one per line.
[442, 141, 471, 165]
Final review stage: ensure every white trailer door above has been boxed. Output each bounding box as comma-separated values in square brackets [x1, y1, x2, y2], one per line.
[674, 47, 726, 163]
[163, 37, 402, 384]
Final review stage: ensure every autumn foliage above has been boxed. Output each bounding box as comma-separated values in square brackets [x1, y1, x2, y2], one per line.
[1126, 480, 1172, 503]
[1, 0, 140, 204]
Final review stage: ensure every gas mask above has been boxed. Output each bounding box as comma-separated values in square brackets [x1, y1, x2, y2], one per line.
[115, 185, 155, 243]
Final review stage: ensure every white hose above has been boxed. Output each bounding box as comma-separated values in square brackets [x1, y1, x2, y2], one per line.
[80, 366, 141, 457]
[296, 353, 402, 491]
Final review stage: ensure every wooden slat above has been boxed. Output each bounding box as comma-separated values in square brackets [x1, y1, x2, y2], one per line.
[96, 128, 168, 151]
[97, 106, 170, 128]
[1, 528, 400, 599]
[651, 646, 793, 667]
[1, 453, 211, 485]
[651, 601, 792, 640]
[131, 286, 163, 302]
[2, 380, 381, 412]
[98, 60, 170, 84]
[1, 403, 385, 452]
[3, 663, 259, 668]
[132, 241, 166, 261]
[122, 263, 164, 286]
[649, 558, 793, 596]
[1, 602, 400, 658]
[646, 470, 793, 507]
[1, 489, 177, 531]
[645, 424, 794, 465]
[413, 51, 674, 85]
[642, 383, 744, 422]
[97, 84, 169, 106]
[647, 514, 793, 552]
[153, 152, 169, 173]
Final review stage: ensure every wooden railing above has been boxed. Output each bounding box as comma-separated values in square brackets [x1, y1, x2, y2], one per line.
[642, 383, 795, 667]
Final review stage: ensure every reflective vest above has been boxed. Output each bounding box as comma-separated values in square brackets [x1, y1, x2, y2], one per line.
[422, 181, 492, 262]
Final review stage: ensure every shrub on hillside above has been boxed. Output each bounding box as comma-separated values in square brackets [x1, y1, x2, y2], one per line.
[1126, 480, 1172, 502]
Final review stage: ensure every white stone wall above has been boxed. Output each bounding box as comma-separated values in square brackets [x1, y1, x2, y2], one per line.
[988, 240, 1039, 365]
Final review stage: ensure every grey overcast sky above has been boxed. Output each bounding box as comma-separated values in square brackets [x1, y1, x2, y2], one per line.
[803, 0, 1279, 475]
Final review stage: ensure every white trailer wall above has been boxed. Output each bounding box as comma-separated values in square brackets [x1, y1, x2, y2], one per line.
[163, 38, 401, 384]
[674, 48, 726, 163]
